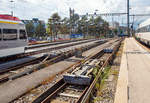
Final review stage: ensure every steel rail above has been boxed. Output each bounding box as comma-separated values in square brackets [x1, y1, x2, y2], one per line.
[31, 39, 121, 103]
[80, 40, 122, 103]
[0, 39, 100, 63]
[0, 40, 106, 84]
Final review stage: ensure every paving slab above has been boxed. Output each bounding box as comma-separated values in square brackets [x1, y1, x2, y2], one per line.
[115, 37, 150, 103]
[127, 38, 150, 103]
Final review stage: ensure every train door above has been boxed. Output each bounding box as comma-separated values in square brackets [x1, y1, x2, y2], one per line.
[19, 29, 27, 40]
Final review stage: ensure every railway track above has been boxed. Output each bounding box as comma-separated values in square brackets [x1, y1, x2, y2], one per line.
[11, 39, 122, 103]
[0, 39, 99, 64]
[36, 53, 116, 103]
[26, 38, 90, 49]
[0, 39, 107, 84]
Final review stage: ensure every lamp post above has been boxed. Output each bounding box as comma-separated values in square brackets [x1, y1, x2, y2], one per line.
[10, 0, 14, 16]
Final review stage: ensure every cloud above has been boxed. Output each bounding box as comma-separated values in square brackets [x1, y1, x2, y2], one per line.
[0, 0, 150, 25]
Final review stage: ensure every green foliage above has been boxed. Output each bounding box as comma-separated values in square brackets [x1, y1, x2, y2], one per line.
[47, 12, 110, 38]
[48, 12, 62, 37]
[51, 13, 61, 21]
[35, 21, 46, 36]
[92, 67, 99, 78]
[95, 66, 111, 91]
[26, 21, 34, 37]
[114, 29, 118, 35]
[102, 66, 111, 79]
[25, 21, 46, 37]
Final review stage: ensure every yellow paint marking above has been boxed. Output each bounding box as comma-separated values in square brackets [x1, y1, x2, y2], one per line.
[0, 21, 19, 24]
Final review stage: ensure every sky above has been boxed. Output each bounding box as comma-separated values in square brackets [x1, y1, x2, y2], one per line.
[0, 0, 150, 26]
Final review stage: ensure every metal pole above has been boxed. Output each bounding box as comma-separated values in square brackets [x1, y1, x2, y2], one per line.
[10, 0, 14, 16]
[69, 8, 72, 39]
[86, 22, 88, 38]
[132, 15, 135, 36]
[127, 0, 130, 36]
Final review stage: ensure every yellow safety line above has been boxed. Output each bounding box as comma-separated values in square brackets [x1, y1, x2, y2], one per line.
[114, 38, 128, 103]
[0, 21, 19, 24]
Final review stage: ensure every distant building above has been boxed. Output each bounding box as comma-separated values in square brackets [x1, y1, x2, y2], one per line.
[109, 21, 119, 29]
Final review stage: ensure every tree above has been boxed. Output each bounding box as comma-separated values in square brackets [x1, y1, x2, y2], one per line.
[77, 15, 88, 35]
[102, 21, 109, 37]
[48, 12, 61, 39]
[60, 17, 70, 34]
[114, 29, 118, 35]
[35, 21, 46, 37]
[47, 12, 111, 39]
[46, 24, 51, 35]
[51, 13, 61, 21]
[26, 21, 34, 37]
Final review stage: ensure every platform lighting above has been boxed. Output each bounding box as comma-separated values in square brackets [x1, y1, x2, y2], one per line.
[10, 0, 14, 16]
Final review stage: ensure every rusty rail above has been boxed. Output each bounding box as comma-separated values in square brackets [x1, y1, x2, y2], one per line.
[80, 40, 122, 103]
[0, 40, 106, 84]
[31, 39, 121, 103]
[0, 39, 101, 63]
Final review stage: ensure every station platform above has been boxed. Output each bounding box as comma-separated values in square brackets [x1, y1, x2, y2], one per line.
[115, 37, 150, 103]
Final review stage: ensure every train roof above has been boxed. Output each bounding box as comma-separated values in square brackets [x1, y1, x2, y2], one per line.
[0, 14, 23, 24]
[139, 18, 150, 28]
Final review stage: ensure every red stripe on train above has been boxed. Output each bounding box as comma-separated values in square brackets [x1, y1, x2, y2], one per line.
[0, 14, 20, 21]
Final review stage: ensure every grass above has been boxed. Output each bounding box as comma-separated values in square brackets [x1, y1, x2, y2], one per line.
[92, 67, 99, 78]
[91, 41, 124, 103]
[91, 66, 112, 103]
[93, 66, 111, 96]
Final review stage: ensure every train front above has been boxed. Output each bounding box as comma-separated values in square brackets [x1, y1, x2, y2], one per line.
[0, 14, 28, 57]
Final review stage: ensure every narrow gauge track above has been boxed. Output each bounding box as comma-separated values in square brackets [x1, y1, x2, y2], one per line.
[0, 39, 98, 64]
[0, 39, 107, 84]
[28, 39, 122, 103]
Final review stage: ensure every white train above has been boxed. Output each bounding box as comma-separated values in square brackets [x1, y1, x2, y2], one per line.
[136, 18, 150, 45]
[0, 14, 28, 57]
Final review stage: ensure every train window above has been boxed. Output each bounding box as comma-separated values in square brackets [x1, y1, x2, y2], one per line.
[0, 29, 2, 40]
[20, 30, 27, 39]
[149, 25, 150, 32]
[146, 26, 149, 32]
[3, 29, 17, 40]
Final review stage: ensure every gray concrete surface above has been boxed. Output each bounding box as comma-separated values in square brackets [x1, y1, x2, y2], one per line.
[126, 38, 150, 103]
